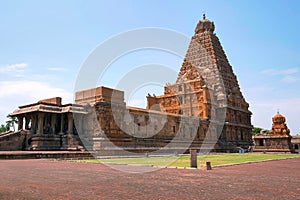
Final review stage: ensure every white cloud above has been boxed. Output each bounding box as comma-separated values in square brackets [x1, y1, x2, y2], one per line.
[261, 67, 298, 75]
[47, 67, 68, 72]
[282, 75, 298, 83]
[282, 68, 299, 75]
[0, 63, 28, 75]
[261, 67, 298, 83]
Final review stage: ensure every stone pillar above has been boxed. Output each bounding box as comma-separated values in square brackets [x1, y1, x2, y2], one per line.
[51, 114, 57, 135]
[17, 116, 23, 130]
[66, 113, 76, 148]
[30, 114, 36, 134]
[58, 114, 66, 148]
[37, 113, 44, 135]
[190, 149, 197, 168]
[60, 114, 64, 134]
[206, 161, 212, 170]
[67, 113, 73, 135]
[25, 115, 30, 130]
[44, 114, 51, 134]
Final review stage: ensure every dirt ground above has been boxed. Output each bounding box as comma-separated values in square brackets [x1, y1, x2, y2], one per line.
[0, 158, 299, 200]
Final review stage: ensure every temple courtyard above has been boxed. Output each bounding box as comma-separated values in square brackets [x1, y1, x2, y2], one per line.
[0, 157, 299, 199]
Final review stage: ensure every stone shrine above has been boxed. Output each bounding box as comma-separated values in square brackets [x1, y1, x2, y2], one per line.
[0, 97, 86, 150]
[270, 112, 290, 135]
[253, 112, 293, 153]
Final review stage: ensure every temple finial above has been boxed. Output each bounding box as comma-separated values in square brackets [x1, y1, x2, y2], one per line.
[277, 108, 280, 114]
[202, 13, 206, 20]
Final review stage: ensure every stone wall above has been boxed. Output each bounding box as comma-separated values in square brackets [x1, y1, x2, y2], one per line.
[75, 86, 124, 105]
[75, 88, 238, 155]
[0, 131, 28, 150]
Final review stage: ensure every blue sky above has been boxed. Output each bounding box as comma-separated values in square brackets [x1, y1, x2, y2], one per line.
[0, 0, 299, 134]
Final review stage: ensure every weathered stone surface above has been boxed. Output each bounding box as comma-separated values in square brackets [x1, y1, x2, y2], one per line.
[291, 136, 300, 153]
[190, 149, 197, 168]
[75, 86, 125, 105]
[270, 112, 290, 136]
[0, 130, 29, 150]
[147, 15, 252, 149]
[38, 97, 62, 106]
[253, 112, 293, 153]
[6, 99, 87, 151]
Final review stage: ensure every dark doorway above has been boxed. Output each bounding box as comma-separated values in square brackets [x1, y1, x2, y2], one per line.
[259, 139, 264, 146]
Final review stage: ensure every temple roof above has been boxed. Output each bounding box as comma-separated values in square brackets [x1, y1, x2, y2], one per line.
[272, 112, 286, 123]
[176, 14, 249, 111]
[195, 14, 215, 34]
[10, 97, 87, 116]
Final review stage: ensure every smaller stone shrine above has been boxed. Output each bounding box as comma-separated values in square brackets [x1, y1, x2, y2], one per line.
[1, 97, 87, 151]
[253, 112, 293, 153]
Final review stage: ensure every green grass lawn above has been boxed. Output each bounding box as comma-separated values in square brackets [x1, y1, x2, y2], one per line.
[77, 153, 300, 168]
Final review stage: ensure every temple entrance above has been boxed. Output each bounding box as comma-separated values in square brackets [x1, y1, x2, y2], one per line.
[259, 139, 264, 146]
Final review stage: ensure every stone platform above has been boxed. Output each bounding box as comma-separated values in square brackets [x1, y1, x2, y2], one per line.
[0, 151, 92, 160]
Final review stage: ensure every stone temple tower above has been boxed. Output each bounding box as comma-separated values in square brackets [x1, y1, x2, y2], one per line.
[147, 14, 252, 149]
[270, 112, 290, 136]
[253, 112, 293, 153]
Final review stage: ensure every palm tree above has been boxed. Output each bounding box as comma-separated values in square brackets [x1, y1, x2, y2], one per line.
[5, 121, 11, 131]
[6, 116, 18, 132]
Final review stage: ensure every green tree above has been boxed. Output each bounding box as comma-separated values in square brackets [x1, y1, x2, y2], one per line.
[0, 124, 7, 133]
[6, 116, 18, 132]
[252, 127, 263, 135]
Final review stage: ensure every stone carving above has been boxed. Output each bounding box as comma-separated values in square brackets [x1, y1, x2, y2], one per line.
[270, 112, 290, 136]
[253, 112, 293, 153]
[147, 15, 252, 147]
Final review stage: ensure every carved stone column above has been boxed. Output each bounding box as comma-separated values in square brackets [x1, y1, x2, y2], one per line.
[30, 113, 36, 134]
[60, 114, 64, 134]
[17, 116, 23, 130]
[66, 113, 75, 148]
[51, 114, 57, 135]
[58, 114, 66, 148]
[67, 113, 73, 135]
[37, 113, 44, 135]
[25, 115, 30, 130]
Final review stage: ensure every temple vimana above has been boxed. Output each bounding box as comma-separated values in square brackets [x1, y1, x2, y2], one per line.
[253, 112, 294, 153]
[0, 15, 253, 154]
